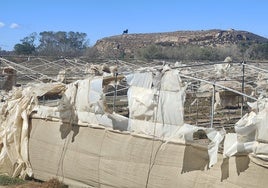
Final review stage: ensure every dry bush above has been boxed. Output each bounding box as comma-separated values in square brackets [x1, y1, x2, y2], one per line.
[37, 178, 67, 188]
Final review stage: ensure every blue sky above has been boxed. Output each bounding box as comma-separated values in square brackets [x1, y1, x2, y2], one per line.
[0, 0, 268, 50]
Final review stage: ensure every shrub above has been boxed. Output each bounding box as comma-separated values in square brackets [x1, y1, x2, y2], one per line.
[136, 44, 242, 61]
[0, 175, 25, 186]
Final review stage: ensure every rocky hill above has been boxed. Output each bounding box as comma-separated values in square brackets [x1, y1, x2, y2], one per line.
[93, 29, 268, 58]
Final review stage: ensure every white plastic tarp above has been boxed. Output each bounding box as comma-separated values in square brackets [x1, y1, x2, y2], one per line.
[128, 86, 157, 121]
[0, 82, 65, 177]
[34, 78, 112, 128]
[128, 69, 186, 126]
[156, 90, 185, 126]
[223, 98, 268, 166]
[126, 72, 153, 88]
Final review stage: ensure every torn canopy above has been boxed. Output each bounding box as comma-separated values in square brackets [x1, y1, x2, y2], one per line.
[223, 98, 268, 167]
[0, 82, 65, 177]
[0, 68, 239, 180]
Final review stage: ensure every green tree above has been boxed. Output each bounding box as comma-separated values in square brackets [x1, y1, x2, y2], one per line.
[14, 33, 37, 55]
[38, 31, 88, 56]
[14, 43, 35, 55]
[137, 44, 164, 60]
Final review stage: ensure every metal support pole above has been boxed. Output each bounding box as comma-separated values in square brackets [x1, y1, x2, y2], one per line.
[113, 72, 118, 112]
[210, 83, 215, 128]
[196, 99, 199, 126]
[64, 59, 67, 84]
[241, 61, 245, 117]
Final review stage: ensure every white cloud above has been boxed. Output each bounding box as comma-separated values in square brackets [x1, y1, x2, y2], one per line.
[10, 23, 19, 29]
[0, 22, 5, 28]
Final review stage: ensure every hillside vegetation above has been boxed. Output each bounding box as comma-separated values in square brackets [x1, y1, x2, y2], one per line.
[92, 29, 268, 61]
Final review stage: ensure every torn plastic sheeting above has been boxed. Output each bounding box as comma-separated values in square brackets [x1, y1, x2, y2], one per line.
[223, 133, 255, 158]
[205, 128, 225, 167]
[61, 82, 78, 107]
[244, 98, 268, 144]
[128, 87, 186, 126]
[152, 122, 226, 168]
[5, 67, 268, 182]
[256, 106, 268, 143]
[128, 119, 226, 168]
[12, 110, 33, 178]
[128, 122, 205, 143]
[33, 105, 113, 128]
[27, 82, 65, 97]
[128, 119, 182, 139]
[128, 86, 157, 121]
[126, 72, 153, 88]
[126, 69, 224, 167]
[223, 133, 238, 158]
[108, 113, 129, 131]
[127, 69, 186, 124]
[128, 121, 226, 168]
[75, 79, 91, 112]
[223, 137, 254, 157]
[234, 98, 268, 144]
[234, 112, 257, 145]
[78, 112, 113, 128]
[156, 90, 185, 126]
[247, 98, 268, 112]
[0, 102, 33, 178]
[0, 110, 32, 177]
[165, 123, 202, 142]
[235, 112, 257, 136]
[89, 78, 104, 113]
[75, 78, 104, 114]
[33, 106, 60, 119]
[160, 69, 185, 92]
[0, 82, 66, 178]
[237, 142, 255, 154]
[35, 78, 106, 123]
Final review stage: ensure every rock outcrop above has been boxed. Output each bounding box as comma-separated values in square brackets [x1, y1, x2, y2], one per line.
[93, 29, 268, 58]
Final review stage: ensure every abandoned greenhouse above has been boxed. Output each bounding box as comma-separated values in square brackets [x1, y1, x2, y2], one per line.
[0, 57, 268, 187]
